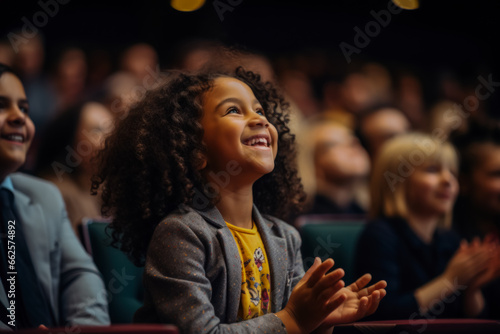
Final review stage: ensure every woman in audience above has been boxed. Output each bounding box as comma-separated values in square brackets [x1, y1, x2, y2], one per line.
[35, 101, 113, 235]
[355, 132, 500, 320]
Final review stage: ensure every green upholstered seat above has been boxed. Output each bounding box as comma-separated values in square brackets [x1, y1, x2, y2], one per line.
[294, 215, 366, 284]
[81, 220, 144, 324]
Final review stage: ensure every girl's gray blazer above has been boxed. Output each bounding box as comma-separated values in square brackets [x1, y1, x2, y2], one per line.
[134, 204, 305, 333]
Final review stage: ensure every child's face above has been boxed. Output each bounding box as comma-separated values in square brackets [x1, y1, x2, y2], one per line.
[0, 73, 35, 176]
[201, 77, 278, 179]
[405, 160, 458, 219]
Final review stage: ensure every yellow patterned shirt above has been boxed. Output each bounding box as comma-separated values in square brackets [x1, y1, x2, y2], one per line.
[226, 221, 271, 320]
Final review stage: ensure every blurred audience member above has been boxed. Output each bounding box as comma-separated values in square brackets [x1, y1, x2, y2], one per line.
[172, 39, 223, 72]
[304, 119, 370, 215]
[452, 121, 500, 240]
[13, 34, 57, 132]
[279, 70, 320, 118]
[87, 48, 114, 95]
[393, 68, 426, 130]
[120, 43, 159, 84]
[356, 104, 411, 161]
[98, 71, 142, 121]
[341, 62, 393, 116]
[452, 121, 500, 319]
[355, 133, 500, 320]
[427, 100, 468, 140]
[0, 40, 15, 66]
[50, 46, 88, 112]
[13, 34, 57, 172]
[35, 101, 113, 235]
[0, 63, 109, 329]
[438, 66, 492, 125]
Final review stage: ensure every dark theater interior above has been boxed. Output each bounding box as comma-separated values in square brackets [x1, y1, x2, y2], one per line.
[1, 1, 500, 333]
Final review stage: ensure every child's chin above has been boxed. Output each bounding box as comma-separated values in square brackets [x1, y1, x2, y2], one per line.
[253, 165, 275, 176]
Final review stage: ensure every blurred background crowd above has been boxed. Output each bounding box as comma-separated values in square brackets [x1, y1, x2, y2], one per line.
[0, 0, 498, 232]
[2, 0, 500, 323]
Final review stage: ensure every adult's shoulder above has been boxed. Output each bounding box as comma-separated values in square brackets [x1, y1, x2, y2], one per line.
[10, 172, 64, 205]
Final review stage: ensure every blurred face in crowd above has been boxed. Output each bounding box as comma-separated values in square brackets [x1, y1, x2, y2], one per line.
[464, 144, 500, 217]
[314, 122, 370, 184]
[74, 102, 113, 175]
[406, 159, 458, 219]
[121, 44, 158, 82]
[361, 108, 411, 159]
[0, 72, 35, 178]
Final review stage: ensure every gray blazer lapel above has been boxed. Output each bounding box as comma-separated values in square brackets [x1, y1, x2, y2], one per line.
[13, 190, 57, 322]
[252, 206, 287, 313]
[195, 206, 242, 323]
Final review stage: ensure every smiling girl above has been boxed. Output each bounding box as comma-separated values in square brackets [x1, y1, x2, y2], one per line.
[93, 68, 386, 333]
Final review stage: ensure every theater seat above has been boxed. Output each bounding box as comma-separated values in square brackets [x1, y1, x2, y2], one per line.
[294, 215, 366, 284]
[81, 219, 144, 324]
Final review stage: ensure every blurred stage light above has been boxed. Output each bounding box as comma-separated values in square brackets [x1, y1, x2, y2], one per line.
[171, 0, 206, 12]
[392, 0, 419, 10]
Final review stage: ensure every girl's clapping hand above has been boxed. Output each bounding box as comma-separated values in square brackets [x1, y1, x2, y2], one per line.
[318, 273, 387, 328]
[277, 257, 347, 334]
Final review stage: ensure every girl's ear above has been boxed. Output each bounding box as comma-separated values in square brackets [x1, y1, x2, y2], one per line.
[196, 151, 207, 170]
[199, 159, 207, 170]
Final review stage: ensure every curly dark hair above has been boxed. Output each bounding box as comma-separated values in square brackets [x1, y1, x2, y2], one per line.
[92, 67, 306, 266]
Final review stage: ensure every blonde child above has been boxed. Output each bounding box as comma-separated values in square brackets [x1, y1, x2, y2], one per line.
[93, 68, 386, 333]
[354, 132, 499, 320]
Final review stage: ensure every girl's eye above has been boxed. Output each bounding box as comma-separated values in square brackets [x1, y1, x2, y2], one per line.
[256, 108, 265, 116]
[225, 107, 239, 115]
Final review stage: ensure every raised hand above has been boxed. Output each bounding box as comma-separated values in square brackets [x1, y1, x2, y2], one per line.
[319, 273, 387, 327]
[443, 238, 491, 287]
[276, 257, 347, 334]
[467, 235, 500, 291]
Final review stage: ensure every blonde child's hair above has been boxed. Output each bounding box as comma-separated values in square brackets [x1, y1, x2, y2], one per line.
[369, 132, 458, 228]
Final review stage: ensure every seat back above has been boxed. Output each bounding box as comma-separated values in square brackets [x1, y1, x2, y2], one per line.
[295, 215, 366, 284]
[81, 219, 144, 324]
